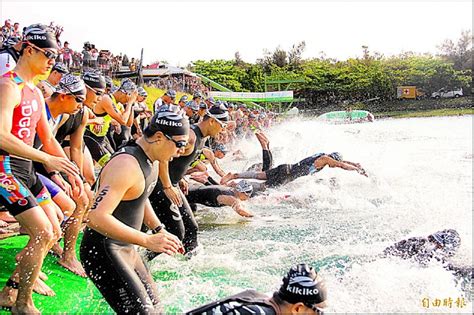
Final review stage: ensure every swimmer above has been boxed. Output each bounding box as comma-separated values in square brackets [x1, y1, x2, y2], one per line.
[187, 180, 254, 217]
[187, 263, 327, 315]
[80, 110, 188, 314]
[221, 152, 367, 190]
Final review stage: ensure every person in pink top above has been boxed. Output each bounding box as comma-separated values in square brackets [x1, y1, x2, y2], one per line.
[61, 41, 73, 69]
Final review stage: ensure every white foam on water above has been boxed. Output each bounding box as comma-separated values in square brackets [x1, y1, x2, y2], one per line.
[151, 115, 473, 313]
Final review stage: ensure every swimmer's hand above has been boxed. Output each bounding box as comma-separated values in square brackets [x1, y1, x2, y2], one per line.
[220, 172, 235, 185]
[163, 186, 183, 207]
[179, 179, 189, 195]
[357, 167, 368, 177]
[235, 208, 254, 218]
[145, 230, 184, 255]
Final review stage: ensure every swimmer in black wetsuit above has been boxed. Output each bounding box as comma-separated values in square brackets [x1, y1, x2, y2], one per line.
[149, 104, 230, 256]
[221, 152, 367, 190]
[187, 180, 254, 217]
[80, 110, 189, 314]
[383, 229, 473, 284]
[187, 263, 327, 315]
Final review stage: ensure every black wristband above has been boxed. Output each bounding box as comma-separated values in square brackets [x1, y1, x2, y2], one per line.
[151, 225, 163, 234]
[48, 171, 60, 177]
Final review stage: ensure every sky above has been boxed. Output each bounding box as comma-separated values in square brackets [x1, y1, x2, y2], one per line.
[1, 1, 472, 66]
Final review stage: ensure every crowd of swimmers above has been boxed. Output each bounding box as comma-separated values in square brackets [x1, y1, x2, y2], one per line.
[0, 23, 472, 314]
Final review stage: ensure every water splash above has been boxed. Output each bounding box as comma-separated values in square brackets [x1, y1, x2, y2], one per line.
[151, 116, 473, 313]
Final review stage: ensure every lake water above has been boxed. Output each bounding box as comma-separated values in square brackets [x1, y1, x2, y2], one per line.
[150, 115, 473, 313]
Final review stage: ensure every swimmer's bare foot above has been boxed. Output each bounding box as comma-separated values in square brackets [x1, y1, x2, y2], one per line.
[32, 278, 55, 296]
[12, 303, 41, 315]
[255, 132, 269, 149]
[220, 172, 235, 185]
[0, 285, 17, 309]
[58, 257, 87, 277]
[9, 276, 55, 296]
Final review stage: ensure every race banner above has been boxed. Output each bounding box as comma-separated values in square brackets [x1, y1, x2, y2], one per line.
[209, 91, 293, 102]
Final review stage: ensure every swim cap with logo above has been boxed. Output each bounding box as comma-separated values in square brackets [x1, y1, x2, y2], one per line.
[278, 263, 327, 305]
[186, 101, 199, 111]
[235, 180, 253, 195]
[82, 72, 106, 91]
[429, 229, 461, 253]
[208, 104, 229, 122]
[118, 78, 137, 94]
[214, 143, 228, 154]
[145, 110, 190, 137]
[328, 152, 343, 161]
[51, 62, 68, 74]
[165, 89, 177, 98]
[23, 24, 59, 50]
[55, 73, 86, 97]
[137, 87, 148, 98]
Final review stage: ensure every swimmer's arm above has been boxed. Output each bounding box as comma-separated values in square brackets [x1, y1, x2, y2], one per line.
[102, 94, 132, 126]
[203, 148, 226, 177]
[159, 160, 172, 189]
[159, 160, 183, 206]
[318, 156, 364, 174]
[217, 195, 253, 217]
[143, 198, 162, 230]
[87, 157, 150, 246]
[0, 80, 51, 163]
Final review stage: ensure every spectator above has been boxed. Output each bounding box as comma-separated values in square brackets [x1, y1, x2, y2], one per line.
[90, 44, 98, 69]
[0, 36, 22, 75]
[82, 42, 92, 70]
[12, 22, 21, 38]
[61, 41, 73, 69]
[1, 19, 12, 40]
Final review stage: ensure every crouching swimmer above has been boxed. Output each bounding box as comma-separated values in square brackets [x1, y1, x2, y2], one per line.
[186, 263, 327, 315]
[80, 110, 190, 314]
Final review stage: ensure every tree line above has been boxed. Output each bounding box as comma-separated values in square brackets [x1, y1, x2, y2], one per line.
[189, 31, 472, 108]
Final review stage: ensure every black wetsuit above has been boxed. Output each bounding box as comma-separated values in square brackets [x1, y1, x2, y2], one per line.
[265, 153, 324, 187]
[83, 110, 115, 165]
[149, 125, 205, 254]
[187, 185, 235, 208]
[55, 108, 85, 148]
[80, 143, 159, 314]
[186, 290, 277, 315]
[383, 236, 473, 286]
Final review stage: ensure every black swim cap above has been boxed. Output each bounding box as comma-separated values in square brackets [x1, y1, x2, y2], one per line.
[328, 152, 343, 161]
[52, 62, 68, 74]
[82, 72, 106, 90]
[146, 110, 190, 137]
[208, 104, 229, 122]
[429, 229, 461, 253]
[278, 263, 327, 305]
[23, 24, 59, 50]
